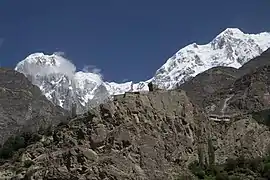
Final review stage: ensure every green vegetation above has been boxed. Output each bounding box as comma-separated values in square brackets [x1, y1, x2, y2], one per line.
[24, 159, 34, 168]
[208, 138, 215, 167]
[0, 132, 42, 159]
[186, 136, 270, 179]
[189, 155, 270, 179]
[0, 135, 25, 159]
[252, 109, 270, 127]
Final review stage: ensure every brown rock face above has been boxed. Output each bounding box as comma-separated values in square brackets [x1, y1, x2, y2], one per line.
[178, 48, 270, 168]
[0, 90, 206, 180]
[0, 68, 68, 145]
[180, 66, 238, 108]
[198, 65, 270, 116]
[229, 65, 270, 113]
[2, 80, 270, 179]
[180, 48, 270, 116]
[212, 117, 270, 164]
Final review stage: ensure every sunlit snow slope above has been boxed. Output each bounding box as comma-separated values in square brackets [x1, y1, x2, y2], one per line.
[15, 28, 270, 113]
[151, 28, 270, 89]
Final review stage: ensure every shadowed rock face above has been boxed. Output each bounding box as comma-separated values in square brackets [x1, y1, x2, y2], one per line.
[177, 48, 270, 169]
[180, 48, 270, 115]
[199, 65, 270, 117]
[180, 66, 239, 108]
[0, 68, 68, 145]
[228, 65, 270, 113]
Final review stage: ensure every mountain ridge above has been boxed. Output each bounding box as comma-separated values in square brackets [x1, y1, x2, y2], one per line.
[152, 28, 270, 89]
[0, 68, 68, 145]
[15, 28, 270, 113]
[180, 48, 270, 118]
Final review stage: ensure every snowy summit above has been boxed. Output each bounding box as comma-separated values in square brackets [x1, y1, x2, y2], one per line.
[151, 28, 270, 89]
[15, 28, 270, 113]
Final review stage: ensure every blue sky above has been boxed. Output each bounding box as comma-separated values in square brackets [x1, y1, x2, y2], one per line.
[0, 0, 269, 82]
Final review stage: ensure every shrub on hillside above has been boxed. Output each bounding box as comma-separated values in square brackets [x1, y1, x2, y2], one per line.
[0, 132, 42, 159]
[0, 135, 25, 159]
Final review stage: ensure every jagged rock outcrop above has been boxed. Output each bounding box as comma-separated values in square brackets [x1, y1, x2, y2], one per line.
[2, 86, 270, 179]
[0, 90, 209, 180]
[199, 64, 270, 117]
[0, 68, 68, 145]
[208, 114, 270, 165]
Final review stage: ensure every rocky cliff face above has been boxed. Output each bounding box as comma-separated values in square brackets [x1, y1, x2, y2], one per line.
[0, 68, 68, 145]
[0, 90, 209, 179]
[180, 48, 270, 115]
[180, 66, 239, 108]
[178, 47, 270, 170]
[1, 74, 270, 179]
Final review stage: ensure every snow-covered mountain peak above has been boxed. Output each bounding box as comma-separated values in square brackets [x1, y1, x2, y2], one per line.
[152, 28, 270, 89]
[74, 71, 104, 97]
[218, 28, 244, 36]
[15, 53, 109, 113]
[211, 28, 270, 50]
[15, 52, 147, 113]
[19, 53, 64, 67]
[15, 53, 76, 77]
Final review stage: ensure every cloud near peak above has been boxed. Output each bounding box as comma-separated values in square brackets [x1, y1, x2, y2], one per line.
[16, 52, 104, 83]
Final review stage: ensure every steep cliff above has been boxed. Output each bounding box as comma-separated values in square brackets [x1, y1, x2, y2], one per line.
[0, 90, 208, 179]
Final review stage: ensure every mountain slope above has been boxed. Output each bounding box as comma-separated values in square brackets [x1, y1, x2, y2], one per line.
[15, 53, 148, 113]
[0, 68, 68, 145]
[0, 90, 208, 179]
[2, 86, 270, 179]
[180, 48, 270, 117]
[15, 53, 112, 114]
[15, 28, 270, 113]
[152, 28, 270, 89]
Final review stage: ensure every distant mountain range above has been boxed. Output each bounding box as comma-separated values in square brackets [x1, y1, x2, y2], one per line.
[15, 28, 270, 113]
[3, 28, 270, 179]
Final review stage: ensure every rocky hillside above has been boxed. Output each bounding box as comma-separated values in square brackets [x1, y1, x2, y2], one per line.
[180, 66, 239, 108]
[0, 68, 68, 146]
[1, 85, 270, 179]
[181, 48, 270, 115]
[0, 90, 208, 179]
